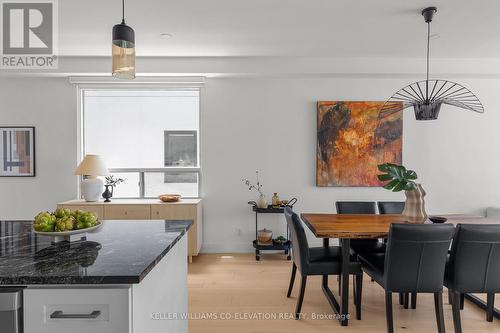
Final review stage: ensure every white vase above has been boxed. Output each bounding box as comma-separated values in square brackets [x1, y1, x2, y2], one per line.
[256, 194, 267, 209]
[80, 177, 104, 202]
[403, 183, 427, 222]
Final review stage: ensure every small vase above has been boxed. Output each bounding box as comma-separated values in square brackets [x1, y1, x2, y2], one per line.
[102, 185, 114, 203]
[256, 194, 267, 209]
[272, 193, 280, 208]
[402, 183, 427, 222]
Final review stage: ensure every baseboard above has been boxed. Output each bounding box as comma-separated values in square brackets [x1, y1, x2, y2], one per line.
[200, 240, 328, 253]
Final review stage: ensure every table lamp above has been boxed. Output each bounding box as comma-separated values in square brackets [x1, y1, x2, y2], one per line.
[74, 155, 109, 202]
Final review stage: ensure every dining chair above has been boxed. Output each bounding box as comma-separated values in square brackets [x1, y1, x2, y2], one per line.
[377, 201, 414, 308]
[358, 223, 455, 333]
[445, 224, 500, 333]
[284, 207, 364, 320]
[377, 201, 405, 214]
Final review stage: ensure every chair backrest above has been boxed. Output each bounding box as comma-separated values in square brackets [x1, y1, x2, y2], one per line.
[336, 201, 376, 214]
[384, 223, 454, 292]
[448, 224, 500, 293]
[378, 201, 405, 214]
[284, 207, 309, 272]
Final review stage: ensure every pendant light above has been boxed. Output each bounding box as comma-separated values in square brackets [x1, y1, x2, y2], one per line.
[381, 7, 484, 120]
[112, 0, 135, 79]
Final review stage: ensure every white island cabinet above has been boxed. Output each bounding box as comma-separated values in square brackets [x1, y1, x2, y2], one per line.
[0, 220, 191, 333]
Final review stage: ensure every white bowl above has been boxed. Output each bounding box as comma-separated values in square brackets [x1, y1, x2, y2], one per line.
[34, 222, 103, 242]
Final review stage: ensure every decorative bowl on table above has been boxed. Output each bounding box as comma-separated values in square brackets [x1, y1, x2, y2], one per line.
[159, 194, 181, 202]
[429, 216, 447, 224]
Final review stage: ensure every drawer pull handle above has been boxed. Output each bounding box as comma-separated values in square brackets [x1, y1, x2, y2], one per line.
[50, 310, 101, 319]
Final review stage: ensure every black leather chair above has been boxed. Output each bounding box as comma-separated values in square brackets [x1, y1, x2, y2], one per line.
[284, 207, 363, 320]
[445, 224, 500, 333]
[358, 223, 455, 333]
[377, 201, 413, 307]
[377, 201, 405, 214]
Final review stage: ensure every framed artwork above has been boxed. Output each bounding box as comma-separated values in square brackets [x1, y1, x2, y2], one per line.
[316, 101, 402, 187]
[0, 127, 35, 177]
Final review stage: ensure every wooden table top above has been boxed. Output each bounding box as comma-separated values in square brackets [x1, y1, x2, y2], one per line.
[300, 213, 500, 239]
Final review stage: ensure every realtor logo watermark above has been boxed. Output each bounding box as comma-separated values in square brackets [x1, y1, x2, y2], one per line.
[1, 0, 58, 69]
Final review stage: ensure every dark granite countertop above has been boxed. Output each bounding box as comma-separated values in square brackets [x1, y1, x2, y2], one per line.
[0, 220, 192, 285]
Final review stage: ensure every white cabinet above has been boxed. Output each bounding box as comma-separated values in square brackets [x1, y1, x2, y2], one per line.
[24, 288, 131, 333]
[23, 236, 188, 333]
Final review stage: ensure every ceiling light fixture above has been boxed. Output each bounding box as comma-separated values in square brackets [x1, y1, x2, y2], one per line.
[381, 7, 484, 120]
[160, 32, 173, 38]
[112, 0, 135, 79]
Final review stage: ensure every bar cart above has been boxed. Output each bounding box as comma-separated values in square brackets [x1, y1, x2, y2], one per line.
[248, 198, 297, 261]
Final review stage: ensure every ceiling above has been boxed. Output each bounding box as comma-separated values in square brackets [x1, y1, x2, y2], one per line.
[59, 0, 500, 58]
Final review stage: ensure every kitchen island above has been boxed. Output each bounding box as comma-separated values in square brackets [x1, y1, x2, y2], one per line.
[0, 219, 192, 333]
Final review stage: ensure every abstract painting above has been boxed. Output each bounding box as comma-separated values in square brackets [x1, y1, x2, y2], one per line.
[317, 102, 402, 186]
[0, 127, 35, 177]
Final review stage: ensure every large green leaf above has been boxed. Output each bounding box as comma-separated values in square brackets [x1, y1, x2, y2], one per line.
[377, 174, 393, 181]
[377, 163, 418, 192]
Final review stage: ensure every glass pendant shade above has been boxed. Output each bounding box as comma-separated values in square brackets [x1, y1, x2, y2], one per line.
[112, 22, 135, 79]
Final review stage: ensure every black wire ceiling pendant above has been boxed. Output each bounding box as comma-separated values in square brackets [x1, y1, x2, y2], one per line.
[381, 7, 484, 120]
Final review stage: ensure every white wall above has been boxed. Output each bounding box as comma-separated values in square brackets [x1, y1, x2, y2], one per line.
[1, 75, 499, 252]
[0, 78, 78, 219]
[201, 77, 500, 251]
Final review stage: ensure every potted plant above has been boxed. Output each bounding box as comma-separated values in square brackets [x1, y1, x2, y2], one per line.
[102, 175, 125, 202]
[377, 163, 427, 221]
[242, 171, 267, 208]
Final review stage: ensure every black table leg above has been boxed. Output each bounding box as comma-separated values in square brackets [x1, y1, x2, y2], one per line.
[322, 238, 329, 285]
[320, 237, 343, 321]
[340, 238, 350, 326]
[464, 293, 500, 320]
[318, 237, 351, 326]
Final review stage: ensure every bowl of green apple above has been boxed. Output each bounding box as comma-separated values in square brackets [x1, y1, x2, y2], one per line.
[33, 208, 102, 242]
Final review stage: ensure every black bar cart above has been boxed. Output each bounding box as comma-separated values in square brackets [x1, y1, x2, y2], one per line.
[248, 198, 297, 261]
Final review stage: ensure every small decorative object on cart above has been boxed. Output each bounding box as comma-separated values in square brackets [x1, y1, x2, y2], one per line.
[257, 228, 273, 245]
[274, 236, 287, 245]
[280, 198, 297, 207]
[103, 175, 125, 202]
[242, 171, 267, 209]
[272, 193, 280, 208]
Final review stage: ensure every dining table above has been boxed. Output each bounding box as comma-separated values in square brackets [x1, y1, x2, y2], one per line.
[299, 213, 500, 326]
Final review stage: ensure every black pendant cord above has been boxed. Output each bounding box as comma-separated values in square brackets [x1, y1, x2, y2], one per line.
[425, 21, 430, 102]
[121, 0, 125, 24]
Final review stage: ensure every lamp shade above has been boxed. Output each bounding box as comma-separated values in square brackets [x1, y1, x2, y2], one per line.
[112, 22, 135, 79]
[75, 155, 109, 176]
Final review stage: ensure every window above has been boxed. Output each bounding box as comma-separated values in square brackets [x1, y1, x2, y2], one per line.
[81, 89, 200, 198]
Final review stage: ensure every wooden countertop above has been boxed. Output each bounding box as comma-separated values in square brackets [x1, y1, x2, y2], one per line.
[59, 198, 202, 205]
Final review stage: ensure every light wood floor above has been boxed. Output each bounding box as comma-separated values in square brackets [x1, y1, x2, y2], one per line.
[188, 253, 500, 333]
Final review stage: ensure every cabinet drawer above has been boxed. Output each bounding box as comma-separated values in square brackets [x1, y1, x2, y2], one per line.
[151, 204, 198, 256]
[104, 205, 150, 220]
[58, 205, 104, 219]
[24, 288, 131, 333]
[150, 204, 196, 220]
